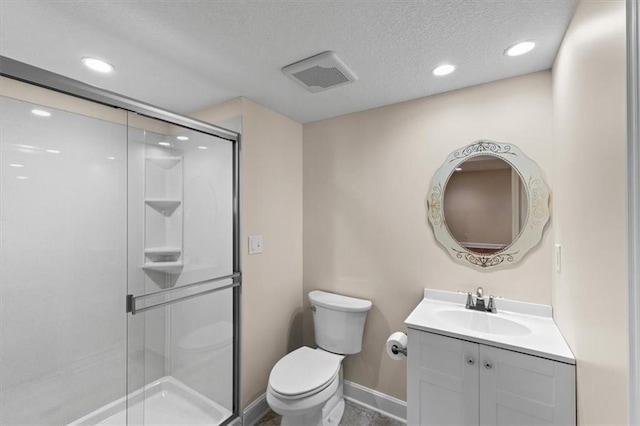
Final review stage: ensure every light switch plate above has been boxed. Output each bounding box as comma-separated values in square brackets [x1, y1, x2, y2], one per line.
[248, 235, 263, 255]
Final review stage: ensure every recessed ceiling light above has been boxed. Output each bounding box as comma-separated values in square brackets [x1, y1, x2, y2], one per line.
[46, 149, 60, 154]
[16, 176, 28, 180]
[158, 142, 171, 147]
[505, 41, 536, 57]
[455, 167, 462, 171]
[9, 163, 24, 168]
[176, 136, 189, 141]
[107, 156, 116, 160]
[197, 146, 208, 150]
[432, 64, 456, 77]
[82, 57, 114, 73]
[31, 109, 51, 117]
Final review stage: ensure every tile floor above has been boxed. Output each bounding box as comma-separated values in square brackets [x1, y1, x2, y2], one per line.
[255, 400, 405, 426]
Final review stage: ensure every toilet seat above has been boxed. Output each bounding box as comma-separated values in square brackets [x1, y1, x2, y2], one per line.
[268, 347, 343, 398]
[269, 371, 338, 400]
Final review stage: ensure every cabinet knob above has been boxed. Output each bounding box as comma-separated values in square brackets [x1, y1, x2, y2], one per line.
[466, 357, 475, 365]
[484, 361, 493, 370]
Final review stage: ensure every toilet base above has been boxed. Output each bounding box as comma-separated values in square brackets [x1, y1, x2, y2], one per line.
[280, 380, 345, 426]
[322, 393, 345, 426]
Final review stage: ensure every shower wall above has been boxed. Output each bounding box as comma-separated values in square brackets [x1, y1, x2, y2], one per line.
[127, 120, 174, 392]
[0, 83, 128, 425]
[168, 129, 234, 410]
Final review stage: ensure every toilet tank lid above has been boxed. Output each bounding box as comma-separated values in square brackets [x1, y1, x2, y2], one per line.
[309, 291, 372, 313]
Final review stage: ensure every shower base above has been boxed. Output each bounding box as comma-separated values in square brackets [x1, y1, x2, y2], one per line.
[67, 376, 231, 426]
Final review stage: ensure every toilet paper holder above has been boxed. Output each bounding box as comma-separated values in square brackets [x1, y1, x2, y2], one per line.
[391, 344, 407, 357]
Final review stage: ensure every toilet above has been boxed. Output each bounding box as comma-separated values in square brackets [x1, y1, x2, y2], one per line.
[266, 290, 372, 426]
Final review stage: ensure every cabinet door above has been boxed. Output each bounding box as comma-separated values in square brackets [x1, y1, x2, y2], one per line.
[479, 345, 576, 426]
[407, 329, 480, 425]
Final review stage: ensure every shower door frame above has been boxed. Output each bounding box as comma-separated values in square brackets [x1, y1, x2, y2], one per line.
[0, 56, 242, 426]
[628, 0, 640, 422]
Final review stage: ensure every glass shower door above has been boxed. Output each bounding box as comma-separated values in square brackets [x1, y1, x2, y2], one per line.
[0, 93, 129, 425]
[125, 112, 237, 426]
[0, 73, 239, 426]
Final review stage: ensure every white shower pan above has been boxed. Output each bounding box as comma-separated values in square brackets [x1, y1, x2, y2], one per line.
[67, 376, 231, 426]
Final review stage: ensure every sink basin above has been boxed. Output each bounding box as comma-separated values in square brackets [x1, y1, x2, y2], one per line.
[436, 309, 531, 337]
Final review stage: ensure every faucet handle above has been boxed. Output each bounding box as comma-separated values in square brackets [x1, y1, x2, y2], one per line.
[465, 292, 475, 309]
[476, 287, 484, 299]
[487, 295, 497, 313]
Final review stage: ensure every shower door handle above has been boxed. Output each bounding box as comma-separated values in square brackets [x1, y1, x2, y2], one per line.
[127, 272, 241, 315]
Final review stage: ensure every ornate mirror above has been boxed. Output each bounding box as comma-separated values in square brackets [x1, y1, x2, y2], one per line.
[426, 140, 550, 269]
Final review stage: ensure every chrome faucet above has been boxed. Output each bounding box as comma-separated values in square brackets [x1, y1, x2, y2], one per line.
[465, 287, 498, 314]
[474, 287, 486, 311]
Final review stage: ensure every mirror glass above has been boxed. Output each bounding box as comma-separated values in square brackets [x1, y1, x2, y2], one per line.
[443, 155, 527, 255]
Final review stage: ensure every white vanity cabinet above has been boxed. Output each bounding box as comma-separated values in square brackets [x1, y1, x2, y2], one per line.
[407, 329, 576, 426]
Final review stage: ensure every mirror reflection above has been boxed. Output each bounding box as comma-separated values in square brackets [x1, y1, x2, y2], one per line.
[443, 155, 527, 254]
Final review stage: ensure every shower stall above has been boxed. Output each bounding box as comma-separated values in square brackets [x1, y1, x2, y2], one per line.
[0, 57, 241, 425]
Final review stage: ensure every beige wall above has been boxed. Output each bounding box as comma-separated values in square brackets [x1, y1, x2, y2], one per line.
[0, 76, 126, 124]
[192, 97, 243, 124]
[193, 98, 304, 408]
[551, 0, 628, 424]
[303, 71, 554, 400]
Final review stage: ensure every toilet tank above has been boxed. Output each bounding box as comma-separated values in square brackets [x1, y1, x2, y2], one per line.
[309, 290, 372, 355]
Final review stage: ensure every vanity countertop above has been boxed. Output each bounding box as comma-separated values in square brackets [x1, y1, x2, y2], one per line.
[404, 289, 575, 365]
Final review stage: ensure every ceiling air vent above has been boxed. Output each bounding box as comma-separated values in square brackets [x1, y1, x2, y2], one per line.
[282, 51, 357, 93]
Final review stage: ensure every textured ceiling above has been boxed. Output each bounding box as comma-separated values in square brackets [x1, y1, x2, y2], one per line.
[0, 1, 577, 124]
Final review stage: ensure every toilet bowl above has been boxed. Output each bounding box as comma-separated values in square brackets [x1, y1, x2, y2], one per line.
[266, 291, 372, 426]
[267, 347, 344, 426]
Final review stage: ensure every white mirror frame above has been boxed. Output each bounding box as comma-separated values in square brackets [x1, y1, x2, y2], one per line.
[426, 140, 550, 269]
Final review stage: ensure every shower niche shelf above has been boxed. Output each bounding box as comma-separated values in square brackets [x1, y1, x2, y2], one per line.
[143, 152, 183, 274]
[145, 199, 181, 214]
[144, 247, 182, 262]
[142, 261, 183, 272]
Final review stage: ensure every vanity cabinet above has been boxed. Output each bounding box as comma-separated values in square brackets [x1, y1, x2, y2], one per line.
[407, 329, 576, 426]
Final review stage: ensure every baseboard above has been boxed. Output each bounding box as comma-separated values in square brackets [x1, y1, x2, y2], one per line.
[343, 380, 407, 423]
[242, 382, 407, 425]
[242, 393, 270, 426]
